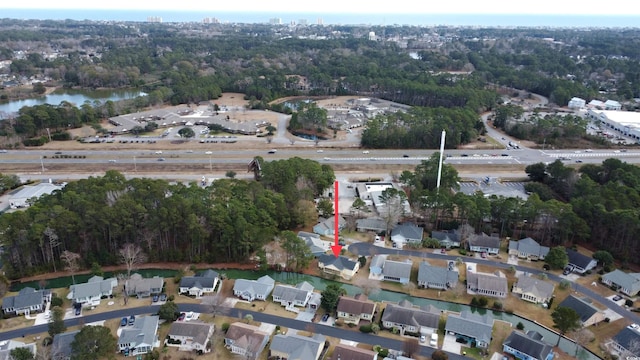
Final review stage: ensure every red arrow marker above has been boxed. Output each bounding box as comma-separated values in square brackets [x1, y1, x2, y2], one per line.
[330, 180, 342, 257]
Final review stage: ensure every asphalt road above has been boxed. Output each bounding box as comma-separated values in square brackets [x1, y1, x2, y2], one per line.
[349, 242, 640, 325]
[0, 303, 462, 360]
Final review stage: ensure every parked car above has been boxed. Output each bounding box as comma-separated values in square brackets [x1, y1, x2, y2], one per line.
[321, 313, 330, 322]
[157, 158, 165, 161]
[563, 266, 573, 275]
[75, 307, 81, 316]
[120, 317, 128, 326]
[267, 149, 277, 154]
[481, 252, 487, 258]
[420, 335, 426, 343]
[159, 294, 167, 302]
[440, 248, 446, 254]
[152, 295, 159, 303]
[177, 312, 186, 321]
[128, 315, 135, 326]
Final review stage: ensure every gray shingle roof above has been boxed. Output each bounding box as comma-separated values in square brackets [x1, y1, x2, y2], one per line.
[168, 322, 213, 346]
[1, 287, 50, 311]
[272, 282, 314, 303]
[233, 275, 275, 299]
[118, 315, 159, 349]
[382, 260, 412, 279]
[514, 275, 555, 300]
[503, 330, 553, 360]
[179, 270, 218, 289]
[431, 230, 460, 245]
[613, 326, 640, 356]
[509, 237, 550, 258]
[467, 272, 508, 294]
[51, 330, 80, 359]
[445, 310, 494, 345]
[356, 218, 387, 232]
[417, 262, 459, 286]
[68, 276, 117, 301]
[270, 333, 326, 360]
[382, 301, 440, 329]
[557, 295, 599, 323]
[336, 294, 376, 315]
[566, 249, 595, 269]
[603, 270, 640, 295]
[469, 233, 500, 249]
[391, 224, 424, 241]
[317, 255, 358, 271]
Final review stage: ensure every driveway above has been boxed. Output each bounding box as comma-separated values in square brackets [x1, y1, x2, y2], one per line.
[442, 334, 462, 354]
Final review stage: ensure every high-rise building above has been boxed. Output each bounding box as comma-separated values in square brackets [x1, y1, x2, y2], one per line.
[146, 16, 162, 23]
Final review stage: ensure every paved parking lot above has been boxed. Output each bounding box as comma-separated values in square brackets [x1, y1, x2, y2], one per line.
[442, 334, 462, 354]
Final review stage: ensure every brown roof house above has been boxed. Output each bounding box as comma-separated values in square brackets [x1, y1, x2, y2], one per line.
[336, 294, 377, 325]
[331, 343, 378, 360]
[466, 271, 508, 298]
[224, 322, 269, 359]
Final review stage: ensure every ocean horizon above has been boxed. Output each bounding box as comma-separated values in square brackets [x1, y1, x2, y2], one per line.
[1, 9, 640, 28]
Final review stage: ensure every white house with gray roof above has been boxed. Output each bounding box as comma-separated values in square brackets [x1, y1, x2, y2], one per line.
[179, 269, 219, 297]
[382, 259, 413, 284]
[602, 270, 640, 296]
[611, 324, 640, 358]
[166, 321, 214, 354]
[67, 276, 118, 307]
[298, 231, 331, 256]
[390, 224, 424, 248]
[356, 218, 387, 233]
[445, 310, 494, 348]
[431, 230, 460, 249]
[233, 275, 275, 302]
[118, 315, 160, 356]
[51, 330, 79, 360]
[269, 333, 326, 360]
[317, 254, 360, 280]
[1, 287, 52, 316]
[417, 261, 459, 290]
[0, 340, 36, 360]
[512, 274, 555, 304]
[468, 233, 500, 255]
[272, 282, 314, 312]
[508, 237, 550, 260]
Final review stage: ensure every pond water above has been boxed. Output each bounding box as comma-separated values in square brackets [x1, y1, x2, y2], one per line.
[0, 88, 146, 114]
[12, 268, 599, 359]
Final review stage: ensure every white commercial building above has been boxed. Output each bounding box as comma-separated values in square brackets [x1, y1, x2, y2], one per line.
[568, 97, 586, 109]
[587, 109, 640, 141]
[9, 182, 65, 209]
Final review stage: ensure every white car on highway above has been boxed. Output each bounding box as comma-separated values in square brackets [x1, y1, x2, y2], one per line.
[205, 151, 213, 155]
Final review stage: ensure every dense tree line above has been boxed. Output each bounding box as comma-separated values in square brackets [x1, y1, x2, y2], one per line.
[0, 158, 334, 279]
[525, 159, 640, 263]
[361, 107, 484, 149]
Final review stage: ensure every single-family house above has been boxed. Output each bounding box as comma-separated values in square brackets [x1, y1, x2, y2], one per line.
[566, 249, 597, 274]
[602, 270, 640, 296]
[605, 99, 622, 111]
[1, 287, 52, 316]
[233, 275, 275, 302]
[166, 322, 214, 354]
[313, 216, 346, 236]
[317, 254, 360, 280]
[331, 344, 378, 360]
[272, 281, 315, 311]
[610, 324, 640, 357]
[336, 294, 377, 325]
[124, 274, 163, 298]
[179, 269, 219, 297]
[568, 97, 586, 109]
[557, 295, 605, 327]
[466, 271, 508, 298]
[445, 310, 494, 348]
[468, 233, 501, 255]
[390, 224, 424, 248]
[431, 230, 460, 249]
[512, 275, 555, 304]
[269, 333, 326, 360]
[0, 340, 37, 360]
[224, 322, 270, 358]
[118, 315, 160, 356]
[503, 330, 554, 360]
[508, 238, 550, 260]
[417, 261, 459, 290]
[382, 259, 412, 284]
[67, 276, 118, 306]
[381, 300, 441, 336]
[369, 254, 387, 276]
[51, 330, 79, 360]
[356, 218, 387, 233]
[298, 231, 331, 256]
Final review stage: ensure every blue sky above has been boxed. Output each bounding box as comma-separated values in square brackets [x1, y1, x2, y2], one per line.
[2, 0, 639, 15]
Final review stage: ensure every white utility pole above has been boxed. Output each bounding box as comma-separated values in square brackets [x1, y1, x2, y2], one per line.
[436, 130, 446, 189]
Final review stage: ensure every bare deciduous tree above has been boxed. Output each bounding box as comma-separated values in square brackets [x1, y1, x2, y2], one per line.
[43, 227, 60, 272]
[353, 276, 380, 296]
[118, 243, 147, 278]
[60, 250, 81, 284]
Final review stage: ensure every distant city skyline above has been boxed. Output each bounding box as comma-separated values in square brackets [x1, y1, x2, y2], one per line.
[2, 0, 640, 16]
